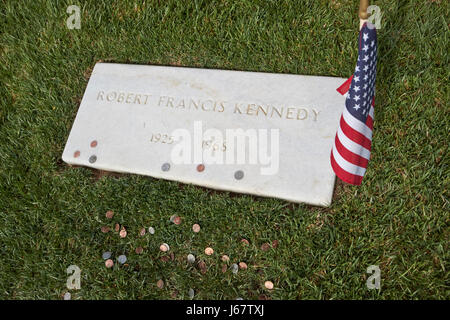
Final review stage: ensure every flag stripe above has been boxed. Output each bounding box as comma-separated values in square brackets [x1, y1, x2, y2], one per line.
[330, 152, 363, 185]
[339, 116, 372, 150]
[337, 126, 371, 160]
[334, 133, 369, 168]
[342, 107, 373, 140]
[332, 144, 366, 176]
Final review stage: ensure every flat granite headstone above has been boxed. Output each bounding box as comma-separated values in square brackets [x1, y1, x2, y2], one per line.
[62, 63, 346, 206]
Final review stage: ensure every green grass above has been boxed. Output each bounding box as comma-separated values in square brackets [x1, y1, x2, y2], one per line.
[0, 0, 448, 300]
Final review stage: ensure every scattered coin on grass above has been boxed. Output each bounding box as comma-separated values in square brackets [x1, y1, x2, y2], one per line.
[170, 214, 177, 222]
[157, 279, 164, 289]
[198, 261, 207, 274]
[114, 223, 120, 232]
[135, 247, 143, 254]
[102, 252, 112, 260]
[241, 239, 249, 245]
[187, 254, 195, 263]
[139, 228, 146, 236]
[261, 243, 270, 251]
[117, 255, 127, 264]
[264, 281, 274, 290]
[101, 226, 110, 233]
[119, 227, 127, 238]
[105, 259, 114, 268]
[188, 288, 195, 299]
[105, 210, 114, 219]
[148, 226, 155, 234]
[192, 224, 201, 233]
[221, 264, 227, 273]
[231, 263, 239, 274]
[160, 243, 170, 252]
[221, 255, 230, 262]
[173, 216, 182, 225]
[272, 240, 279, 248]
[204, 247, 214, 255]
[239, 262, 248, 270]
[63, 292, 71, 300]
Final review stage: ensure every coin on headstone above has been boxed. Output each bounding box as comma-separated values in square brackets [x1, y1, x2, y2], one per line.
[157, 279, 164, 289]
[135, 247, 143, 254]
[105, 259, 114, 268]
[221, 255, 230, 262]
[173, 216, 182, 225]
[101, 226, 110, 233]
[117, 255, 127, 264]
[139, 228, 146, 236]
[105, 210, 114, 219]
[187, 254, 195, 263]
[192, 224, 201, 233]
[188, 288, 195, 299]
[231, 263, 239, 274]
[204, 247, 214, 255]
[264, 281, 274, 290]
[63, 292, 71, 300]
[119, 227, 127, 238]
[148, 226, 155, 234]
[239, 262, 248, 270]
[102, 251, 112, 260]
[160, 243, 170, 252]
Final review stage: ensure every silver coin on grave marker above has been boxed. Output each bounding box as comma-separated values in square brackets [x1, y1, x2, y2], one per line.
[187, 254, 195, 263]
[148, 226, 155, 234]
[188, 288, 195, 299]
[231, 263, 239, 274]
[89, 155, 97, 163]
[161, 162, 170, 171]
[102, 251, 112, 260]
[117, 255, 127, 264]
[63, 292, 71, 300]
[234, 170, 244, 180]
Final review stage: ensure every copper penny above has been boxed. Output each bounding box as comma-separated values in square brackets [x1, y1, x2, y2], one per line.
[160, 243, 170, 252]
[105, 210, 114, 219]
[119, 227, 127, 238]
[114, 223, 120, 232]
[261, 243, 270, 251]
[192, 224, 201, 233]
[105, 259, 114, 268]
[221, 264, 227, 273]
[241, 239, 249, 245]
[239, 262, 248, 270]
[73, 150, 80, 158]
[139, 228, 146, 236]
[90, 140, 98, 148]
[204, 247, 214, 255]
[173, 216, 182, 225]
[196, 164, 205, 172]
[157, 279, 164, 289]
[135, 247, 143, 254]
[264, 281, 274, 290]
[221, 255, 230, 262]
[101, 226, 110, 233]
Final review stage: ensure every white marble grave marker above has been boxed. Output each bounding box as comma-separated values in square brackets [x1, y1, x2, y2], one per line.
[62, 63, 346, 206]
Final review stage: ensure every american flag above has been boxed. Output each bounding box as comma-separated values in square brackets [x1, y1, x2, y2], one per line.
[331, 22, 377, 185]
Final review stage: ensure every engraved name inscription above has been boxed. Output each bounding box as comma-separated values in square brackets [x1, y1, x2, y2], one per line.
[96, 90, 320, 121]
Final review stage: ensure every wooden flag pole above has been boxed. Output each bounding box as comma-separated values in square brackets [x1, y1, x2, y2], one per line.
[359, 0, 369, 30]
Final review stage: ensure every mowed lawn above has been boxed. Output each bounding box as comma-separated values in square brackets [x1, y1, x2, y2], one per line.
[0, 0, 448, 300]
